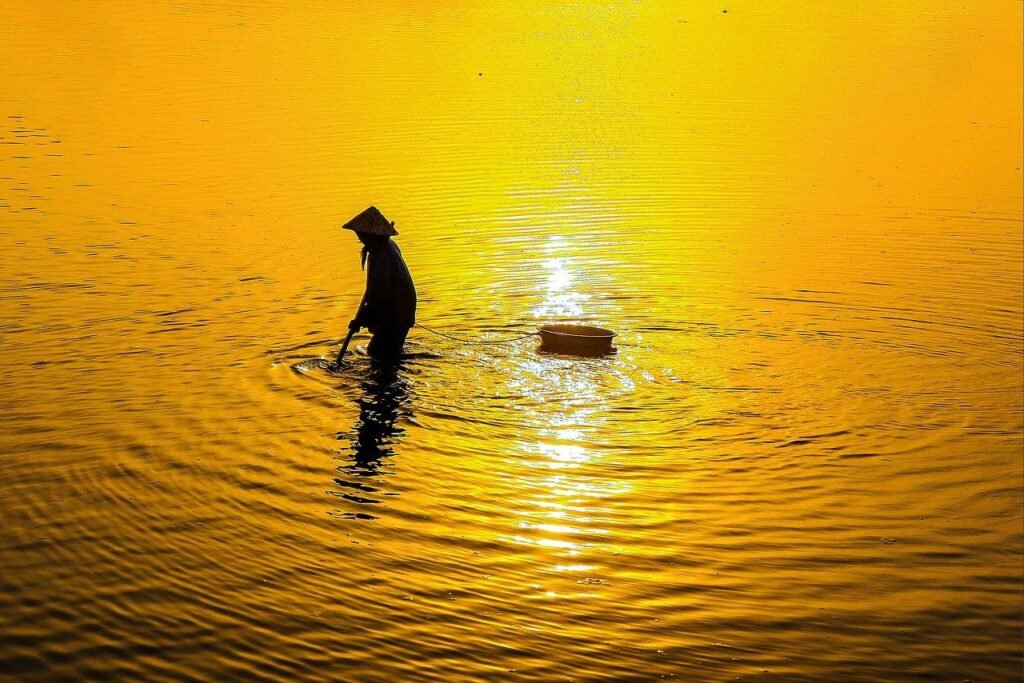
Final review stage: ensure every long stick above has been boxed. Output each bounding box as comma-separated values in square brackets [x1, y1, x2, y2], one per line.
[334, 326, 357, 366]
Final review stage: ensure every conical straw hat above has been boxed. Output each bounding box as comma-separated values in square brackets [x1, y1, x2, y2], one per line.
[342, 206, 398, 236]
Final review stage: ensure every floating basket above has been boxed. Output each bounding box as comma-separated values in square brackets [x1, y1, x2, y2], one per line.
[538, 324, 616, 357]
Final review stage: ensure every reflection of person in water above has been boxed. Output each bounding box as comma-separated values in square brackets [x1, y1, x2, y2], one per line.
[340, 359, 412, 476]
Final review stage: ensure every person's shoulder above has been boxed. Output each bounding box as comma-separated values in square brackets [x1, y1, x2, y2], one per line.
[387, 241, 409, 262]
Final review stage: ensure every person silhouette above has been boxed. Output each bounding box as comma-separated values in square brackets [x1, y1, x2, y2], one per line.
[337, 206, 416, 364]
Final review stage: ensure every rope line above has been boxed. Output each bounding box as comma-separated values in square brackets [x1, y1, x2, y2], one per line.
[414, 322, 539, 345]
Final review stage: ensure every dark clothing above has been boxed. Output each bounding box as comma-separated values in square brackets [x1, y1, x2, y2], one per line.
[353, 239, 416, 357]
[366, 326, 409, 359]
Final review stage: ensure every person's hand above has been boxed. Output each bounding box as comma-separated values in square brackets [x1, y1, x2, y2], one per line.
[348, 319, 361, 332]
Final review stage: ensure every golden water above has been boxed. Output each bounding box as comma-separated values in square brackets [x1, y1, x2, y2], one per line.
[2, 2, 1022, 680]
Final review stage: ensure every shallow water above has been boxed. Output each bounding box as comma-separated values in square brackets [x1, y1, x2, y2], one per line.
[2, 2, 1022, 681]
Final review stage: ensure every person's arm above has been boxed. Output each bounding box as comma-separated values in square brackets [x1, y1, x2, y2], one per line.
[350, 289, 369, 331]
[351, 251, 392, 332]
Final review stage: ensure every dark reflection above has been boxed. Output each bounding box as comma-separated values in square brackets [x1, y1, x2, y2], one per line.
[337, 358, 412, 477]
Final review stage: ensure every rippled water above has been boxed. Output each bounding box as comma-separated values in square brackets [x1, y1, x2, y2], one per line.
[2, 2, 1022, 681]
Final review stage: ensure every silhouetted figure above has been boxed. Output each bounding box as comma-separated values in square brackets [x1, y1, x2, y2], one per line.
[340, 359, 411, 476]
[337, 206, 416, 364]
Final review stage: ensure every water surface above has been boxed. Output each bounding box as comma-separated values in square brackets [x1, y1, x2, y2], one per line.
[1, 2, 1022, 681]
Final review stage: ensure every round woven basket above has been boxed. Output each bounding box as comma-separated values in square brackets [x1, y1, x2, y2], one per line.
[538, 324, 616, 357]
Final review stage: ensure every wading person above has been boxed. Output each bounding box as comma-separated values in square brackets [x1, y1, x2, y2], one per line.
[336, 206, 416, 365]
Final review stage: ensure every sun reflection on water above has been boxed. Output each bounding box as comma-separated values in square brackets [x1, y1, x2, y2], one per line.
[531, 237, 590, 320]
[502, 350, 635, 592]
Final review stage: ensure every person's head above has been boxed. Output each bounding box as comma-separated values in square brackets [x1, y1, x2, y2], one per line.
[356, 231, 390, 249]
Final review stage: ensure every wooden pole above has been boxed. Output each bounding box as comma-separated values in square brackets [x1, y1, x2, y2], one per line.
[334, 326, 357, 367]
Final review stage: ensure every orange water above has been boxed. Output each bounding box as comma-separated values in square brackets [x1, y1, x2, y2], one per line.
[1, 2, 1022, 681]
